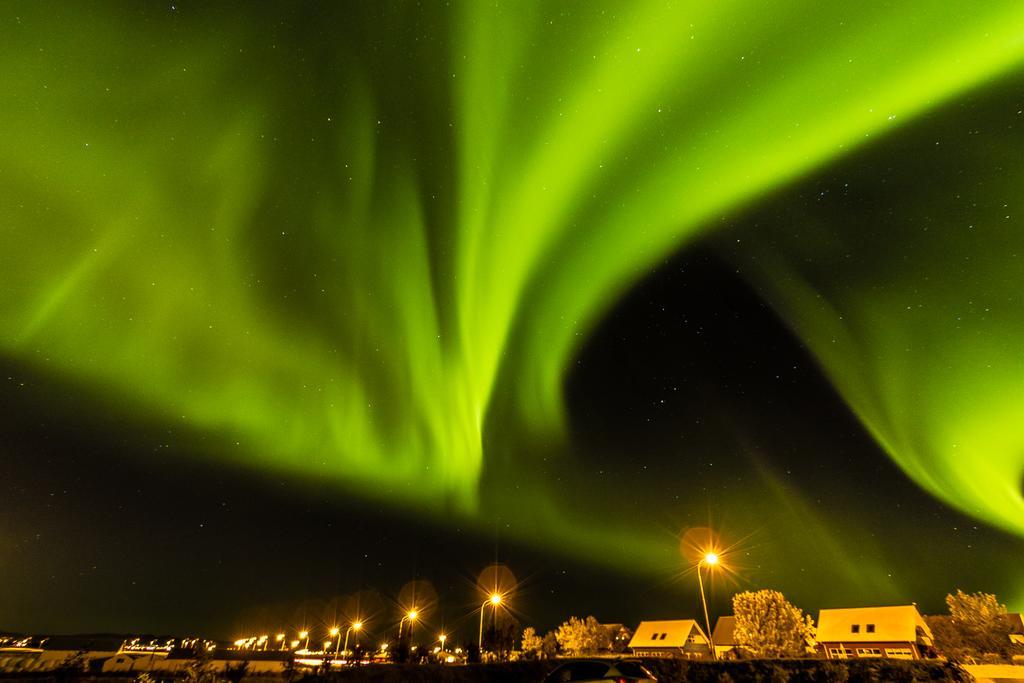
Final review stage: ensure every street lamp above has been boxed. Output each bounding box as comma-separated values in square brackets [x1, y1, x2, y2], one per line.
[439, 633, 447, 653]
[330, 627, 341, 659]
[697, 551, 719, 660]
[399, 610, 418, 639]
[299, 630, 309, 651]
[276, 634, 285, 650]
[343, 621, 362, 657]
[478, 593, 502, 653]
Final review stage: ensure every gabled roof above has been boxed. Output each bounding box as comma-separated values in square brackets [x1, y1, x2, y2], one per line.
[628, 620, 707, 649]
[712, 616, 737, 646]
[817, 605, 931, 644]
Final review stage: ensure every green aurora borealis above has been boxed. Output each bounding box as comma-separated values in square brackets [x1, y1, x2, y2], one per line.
[3, 1, 1024, 620]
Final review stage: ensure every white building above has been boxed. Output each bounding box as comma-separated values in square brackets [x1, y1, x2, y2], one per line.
[817, 605, 933, 660]
[628, 620, 711, 659]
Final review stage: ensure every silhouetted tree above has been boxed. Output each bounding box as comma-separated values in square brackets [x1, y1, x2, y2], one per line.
[541, 630, 560, 659]
[484, 610, 520, 659]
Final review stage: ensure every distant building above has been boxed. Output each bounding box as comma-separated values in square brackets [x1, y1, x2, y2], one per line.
[102, 652, 167, 673]
[0, 635, 123, 673]
[817, 605, 934, 660]
[0, 646, 43, 672]
[628, 620, 711, 659]
[152, 648, 292, 675]
[711, 616, 746, 659]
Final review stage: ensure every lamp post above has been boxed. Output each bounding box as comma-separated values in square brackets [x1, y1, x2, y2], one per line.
[276, 634, 285, 651]
[399, 610, 418, 639]
[330, 627, 341, 659]
[478, 593, 502, 653]
[299, 631, 309, 651]
[343, 622, 362, 657]
[439, 633, 447, 653]
[697, 552, 719, 660]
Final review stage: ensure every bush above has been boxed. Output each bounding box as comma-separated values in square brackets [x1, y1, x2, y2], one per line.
[0, 658, 958, 683]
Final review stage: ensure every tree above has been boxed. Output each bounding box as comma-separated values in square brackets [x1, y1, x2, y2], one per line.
[181, 646, 214, 683]
[944, 590, 1011, 659]
[541, 630, 559, 659]
[484, 610, 520, 660]
[521, 627, 544, 659]
[926, 615, 970, 662]
[223, 661, 248, 683]
[555, 616, 612, 656]
[732, 589, 815, 658]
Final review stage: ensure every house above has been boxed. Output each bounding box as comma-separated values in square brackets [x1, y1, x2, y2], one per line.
[817, 605, 934, 660]
[601, 624, 634, 652]
[1005, 613, 1024, 646]
[628, 620, 711, 659]
[711, 616, 745, 659]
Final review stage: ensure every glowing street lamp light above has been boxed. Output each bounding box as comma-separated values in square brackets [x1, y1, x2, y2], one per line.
[276, 633, 285, 650]
[478, 593, 503, 652]
[439, 633, 447, 653]
[399, 610, 418, 639]
[299, 630, 309, 651]
[343, 621, 363, 657]
[697, 551, 720, 660]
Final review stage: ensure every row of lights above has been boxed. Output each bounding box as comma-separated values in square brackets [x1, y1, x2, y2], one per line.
[234, 591, 506, 655]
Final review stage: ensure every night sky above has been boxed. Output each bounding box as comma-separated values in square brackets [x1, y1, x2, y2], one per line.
[2, 1, 1023, 644]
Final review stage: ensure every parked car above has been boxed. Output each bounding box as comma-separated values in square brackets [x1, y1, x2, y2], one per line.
[542, 659, 657, 682]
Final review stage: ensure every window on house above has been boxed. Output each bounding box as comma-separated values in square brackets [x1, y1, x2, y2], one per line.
[851, 624, 860, 633]
[866, 624, 875, 633]
[650, 634, 658, 641]
[659, 633, 667, 640]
